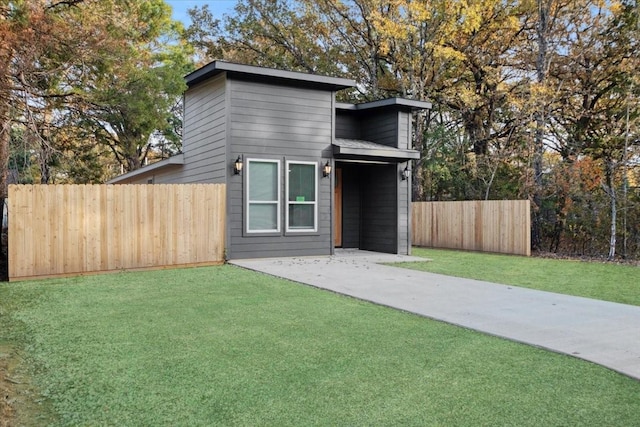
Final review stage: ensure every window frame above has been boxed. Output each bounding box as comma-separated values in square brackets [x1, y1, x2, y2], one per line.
[245, 158, 281, 234]
[285, 160, 318, 233]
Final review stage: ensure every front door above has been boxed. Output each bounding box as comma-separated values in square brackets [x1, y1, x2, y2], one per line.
[334, 167, 342, 247]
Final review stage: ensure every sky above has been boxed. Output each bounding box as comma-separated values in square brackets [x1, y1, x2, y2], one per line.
[165, 0, 238, 26]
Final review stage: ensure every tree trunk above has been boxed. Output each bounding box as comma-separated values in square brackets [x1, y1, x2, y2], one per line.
[532, 0, 550, 251]
[604, 160, 617, 260]
[0, 94, 10, 199]
[0, 70, 11, 281]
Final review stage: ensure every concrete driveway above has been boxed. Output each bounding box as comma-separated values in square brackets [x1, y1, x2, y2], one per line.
[231, 250, 640, 380]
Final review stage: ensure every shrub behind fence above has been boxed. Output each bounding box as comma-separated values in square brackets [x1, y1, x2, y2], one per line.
[9, 184, 226, 281]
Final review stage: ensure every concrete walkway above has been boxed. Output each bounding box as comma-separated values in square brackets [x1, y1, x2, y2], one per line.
[231, 250, 640, 380]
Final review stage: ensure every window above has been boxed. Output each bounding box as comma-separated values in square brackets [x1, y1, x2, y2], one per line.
[286, 161, 317, 232]
[247, 159, 280, 233]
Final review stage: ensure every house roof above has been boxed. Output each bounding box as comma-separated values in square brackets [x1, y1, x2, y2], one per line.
[185, 61, 355, 91]
[333, 139, 420, 163]
[336, 98, 432, 112]
[107, 154, 185, 184]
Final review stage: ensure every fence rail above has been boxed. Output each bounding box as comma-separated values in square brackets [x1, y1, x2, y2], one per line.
[412, 200, 531, 256]
[9, 184, 226, 281]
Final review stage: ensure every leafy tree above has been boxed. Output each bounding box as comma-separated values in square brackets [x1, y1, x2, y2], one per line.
[64, 0, 192, 174]
[1, 0, 192, 186]
[544, 1, 639, 258]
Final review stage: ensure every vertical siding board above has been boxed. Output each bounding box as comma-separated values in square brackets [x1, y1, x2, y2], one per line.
[129, 185, 139, 268]
[67, 185, 79, 273]
[120, 185, 131, 269]
[181, 185, 191, 264]
[97, 185, 105, 270]
[99, 185, 110, 271]
[524, 200, 531, 256]
[8, 184, 226, 280]
[9, 186, 28, 278]
[77, 185, 87, 273]
[147, 185, 156, 265]
[411, 200, 530, 256]
[190, 185, 199, 262]
[75, 185, 86, 272]
[33, 185, 48, 276]
[135, 185, 145, 266]
[177, 185, 186, 264]
[193, 184, 204, 263]
[158, 185, 169, 266]
[169, 184, 178, 265]
[106, 185, 117, 271]
[62, 185, 72, 273]
[461, 201, 475, 251]
[84, 186, 95, 272]
[112, 185, 123, 270]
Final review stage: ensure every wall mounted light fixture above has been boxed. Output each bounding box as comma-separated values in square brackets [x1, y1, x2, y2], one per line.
[234, 155, 243, 175]
[322, 161, 332, 178]
[401, 164, 410, 181]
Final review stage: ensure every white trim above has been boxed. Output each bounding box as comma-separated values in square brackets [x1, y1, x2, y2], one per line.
[285, 160, 318, 233]
[246, 158, 281, 233]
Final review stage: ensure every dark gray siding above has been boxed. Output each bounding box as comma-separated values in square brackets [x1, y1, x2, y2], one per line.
[226, 78, 334, 259]
[340, 165, 361, 248]
[360, 164, 398, 253]
[361, 111, 399, 148]
[177, 75, 228, 183]
[335, 113, 361, 139]
[339, 162, 406, 254]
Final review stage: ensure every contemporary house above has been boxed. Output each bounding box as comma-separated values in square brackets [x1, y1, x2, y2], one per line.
[110, 61, 431, 259]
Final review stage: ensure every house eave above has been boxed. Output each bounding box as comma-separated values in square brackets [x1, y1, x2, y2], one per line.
[107, 154, 185, 184]
[337, 98, 433, 112]
[186, 61, 355, 91]
[333, 139, 419, 163]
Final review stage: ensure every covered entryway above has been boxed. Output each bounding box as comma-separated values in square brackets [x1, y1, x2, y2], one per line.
[335, 162, 401, 253]
[331, 98, 431, 255]
[332, 139, 419, 255]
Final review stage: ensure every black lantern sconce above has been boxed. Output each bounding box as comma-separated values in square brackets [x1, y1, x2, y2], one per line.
[401, 164, 410, 181]
[322, 161, 332, 178]
[234, 155, 243, 175]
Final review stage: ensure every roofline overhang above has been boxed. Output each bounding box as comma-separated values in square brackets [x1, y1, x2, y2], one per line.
[333, 145, 420, 163]
[337, 97, 432, 112]
[107, 154, 185, 184]
[185, 61, 355, 91]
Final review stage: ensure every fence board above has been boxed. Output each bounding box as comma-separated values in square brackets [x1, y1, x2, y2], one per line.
[412, 200, 531, 256]
[8, 184, 226, 281]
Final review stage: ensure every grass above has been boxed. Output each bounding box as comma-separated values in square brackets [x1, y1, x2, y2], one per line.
[401, 248, 640, 306]
[0, 264, 639, 425]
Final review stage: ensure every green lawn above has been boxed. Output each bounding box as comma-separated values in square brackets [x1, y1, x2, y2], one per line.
[402, 248, 640, 306]
[1, 265, 639, 425]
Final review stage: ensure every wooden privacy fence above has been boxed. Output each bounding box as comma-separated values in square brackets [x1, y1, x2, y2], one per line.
[9, 184, 226, 281]
[412, 200, 531, 256]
